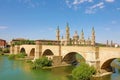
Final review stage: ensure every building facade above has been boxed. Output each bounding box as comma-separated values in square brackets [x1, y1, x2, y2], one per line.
[0, 39, 6, 48]
[56, 23, 96, 46]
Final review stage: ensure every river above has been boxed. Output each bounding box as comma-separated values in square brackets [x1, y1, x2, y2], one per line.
[0, 56, 120, 80]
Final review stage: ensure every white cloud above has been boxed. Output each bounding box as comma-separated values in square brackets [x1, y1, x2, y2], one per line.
[105, 0, 115, 3]
[65, 0, 115, 14]
[0, 26, 8, 30]
[91, 2, 104, 9]
[65, 0, 93, 10]
[111, 20, 117, 24]
[85, 2, 104, 14]
[65, 0, 72, 8]
[117, 8, 120, 11]
[73, 0, 93, 5]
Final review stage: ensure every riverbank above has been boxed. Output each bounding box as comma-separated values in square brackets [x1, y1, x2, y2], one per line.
[0, 53, 9, 56]
[93, 72, 112, 77]
[43, 64, 71, 69]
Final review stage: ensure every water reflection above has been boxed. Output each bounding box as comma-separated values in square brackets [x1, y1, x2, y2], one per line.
[0, 56, 120, 80]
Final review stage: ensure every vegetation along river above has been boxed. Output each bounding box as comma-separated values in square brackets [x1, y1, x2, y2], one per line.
[0, 56, 120, 80]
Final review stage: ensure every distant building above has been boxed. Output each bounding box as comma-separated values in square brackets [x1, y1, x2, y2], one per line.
[10, 38, 27, 45]
[12, 38, 26, 42]
[10, 24, 96, 46]
[10, 38, 36, 45]
[36, 40, 60, 45]
[56, 23, 96, 46]
[0, 39, 6, 48]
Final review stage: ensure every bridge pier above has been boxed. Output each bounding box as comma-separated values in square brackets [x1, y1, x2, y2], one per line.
[95, 47, 101, 73]
[10, 45, 20, 54]
[52, 56, 62, 66]
[34, 41, 42, 60]
[86, 47, 101, 74]
[10, 46, 14, 54]
[95, 60, 101, 74]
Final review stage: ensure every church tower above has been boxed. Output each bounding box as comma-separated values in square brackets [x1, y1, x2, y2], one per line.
[65, 23, 70, 45]
[65, 23, 70, 41]
[56, 26, 60, 41]
[80, 29, 85, 45]
[80, 29, 84, 40]
[91, 27, 95, 46]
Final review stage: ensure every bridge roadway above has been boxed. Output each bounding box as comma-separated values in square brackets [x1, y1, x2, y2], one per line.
[10, 44, 120, 73]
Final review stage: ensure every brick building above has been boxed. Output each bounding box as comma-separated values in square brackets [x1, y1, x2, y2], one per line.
[0, 39, 6, 48]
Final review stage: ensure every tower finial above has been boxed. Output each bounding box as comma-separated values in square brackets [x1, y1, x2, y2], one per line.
[57, 26, 59, 29]
[92, 27, 95, 33]
[56, 26, 60, 40]
[65, 23, 70, 45]
[66, 22, 69, 30]
[91, 27, 95, 46]
[80, 29, 84, 40]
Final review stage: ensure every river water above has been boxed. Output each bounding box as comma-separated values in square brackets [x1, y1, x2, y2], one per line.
[0, 56, 120, 80]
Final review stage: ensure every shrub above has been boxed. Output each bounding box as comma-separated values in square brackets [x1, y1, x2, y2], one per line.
[8, 54, 16, 59]
[72, 63, 96, 80]
[0, 48, 2, 51]
[16, 53, 27, 58]
[0, 51, 3, 54]
[117, 58, 120, 62]
[32, 57, 52, 69]
[3, 48, 10, 53]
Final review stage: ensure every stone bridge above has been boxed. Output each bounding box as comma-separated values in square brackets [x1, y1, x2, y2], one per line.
[10, 44, 120, 72]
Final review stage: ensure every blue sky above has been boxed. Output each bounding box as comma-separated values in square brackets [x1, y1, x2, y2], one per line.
[0, 0, 120, 44]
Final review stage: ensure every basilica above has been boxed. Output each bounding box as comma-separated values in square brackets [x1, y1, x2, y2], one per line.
[56, 23, 95, 46]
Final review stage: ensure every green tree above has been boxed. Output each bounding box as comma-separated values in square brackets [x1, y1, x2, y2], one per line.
[16, 53, 27, 58]
[72, 63, 96, 80]
[32, 57, 52, 69]
[8, 54, 16, 59]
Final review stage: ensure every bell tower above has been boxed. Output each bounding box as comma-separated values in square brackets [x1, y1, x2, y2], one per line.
[56, 26, 60, 41]
[80, 29, 84, 40]
[65, 23, 70, 45]
[65, 23, 70, 41]
[91, 27, 95, 46]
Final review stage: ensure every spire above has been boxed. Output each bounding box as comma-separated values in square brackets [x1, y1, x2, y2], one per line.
[80, 29, 84, 40]
[92, 27, 95, 35]
[66, 22, 69, 31]
[111, 40, 113, 47]
[91, 27, 95, 46]
[56, 26, 60, 40]
[57, 26, 59, 31]
[106, 40, 109, 47]
[65, 23, 70, 41]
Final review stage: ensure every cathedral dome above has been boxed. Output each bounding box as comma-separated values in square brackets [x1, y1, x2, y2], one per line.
[74, 31, 79, 37]
[73, 31, 79, 40]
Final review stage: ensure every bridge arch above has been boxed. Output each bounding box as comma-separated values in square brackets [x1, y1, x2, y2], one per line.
[29, 48, 35, 59]
[20, 47, 26, 54]
[101, 58, 116, 72]
[42, 49, 54, 59]
[62, 52, 86, 65]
